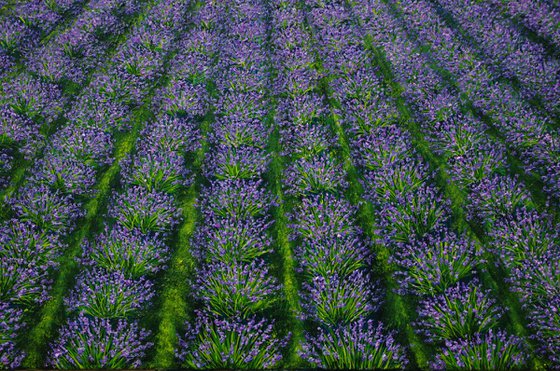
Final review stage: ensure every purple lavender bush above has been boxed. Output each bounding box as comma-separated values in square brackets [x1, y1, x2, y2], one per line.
[302, 271, 379, 326]
[0, 302, 25, 369]
[195, 260, 280, 318]
[391, 232, 482, 295]
[300, 319, 408, 369]
[191, 216, 273, 263]
[415, 281, 503, 342]
[49, 314, 152, 369]
[110, 186, 181, 234]
[432, 330, 527, 369]
[65, 268, 154, 318]
[81, 225, 169, 278]
[177, 314, 288, 369]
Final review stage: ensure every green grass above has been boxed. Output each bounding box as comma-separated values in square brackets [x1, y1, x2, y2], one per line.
[260, 4, 306, 366]
[149, 111, 211, 368]
[149, 185, 199, 368]
[266, 125, 305, 368]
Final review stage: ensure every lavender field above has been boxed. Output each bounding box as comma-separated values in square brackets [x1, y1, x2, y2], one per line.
[0, 0, 559, 369]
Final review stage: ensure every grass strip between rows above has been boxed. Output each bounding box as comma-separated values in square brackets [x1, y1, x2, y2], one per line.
[266, 123, 305, 368]
[262, 2, 305, 366]
[149, 110, 211, 367]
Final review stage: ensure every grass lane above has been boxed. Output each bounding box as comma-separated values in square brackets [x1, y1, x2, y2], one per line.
[149, 110, 212, 367]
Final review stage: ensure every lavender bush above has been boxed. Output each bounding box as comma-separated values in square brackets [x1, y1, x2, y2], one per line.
[300, 320, 408, 369]
[49, 315, 152, 369]
[177, 314, 288, 369]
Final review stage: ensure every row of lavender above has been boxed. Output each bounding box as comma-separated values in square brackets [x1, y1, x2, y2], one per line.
[354, 0, 560, 365]
[45, 0, 198, 367]
[0, 0, 85, 71]
[0, 0, 143, 195]
[307, 0, 535, 368]
[340, 0, 556, 368]
[175, 0, 289, 367]
[272, 1, 407, 367]
[434, 0, 560, 116]
[0, 0, 183, 367]
[397, 0, 560, 205]
[488, 0, 560, 50]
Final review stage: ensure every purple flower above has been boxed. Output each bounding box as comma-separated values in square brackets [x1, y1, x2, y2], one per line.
[49, 314, 152, 369]
[302, 270, 380, 326]
[177, 314, 287, 369]
[195, 260, 280, 318]
[432, 330, 527, 369]
[192, 216, 273, 263]
[415, 280, 503, 342]
[204, 145, 270, 181]
[81, 225, 169, 277]
[300, 319, 408, 369]
[0, 220, 62, 270]
[122, 150, 190, 193]
[391, 232, 482, 295]
[8, 183, 83, 235]
[527, 296, 560, 364]
[0, 302, 25, 369]
[110, 186, 181, 235]
[198, 179, 275, 220]
[284, 153, 348, 196]
[66, 268, 154, 318]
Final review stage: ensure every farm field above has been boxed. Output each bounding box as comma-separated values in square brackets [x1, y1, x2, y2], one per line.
[0, 0, 559, 369]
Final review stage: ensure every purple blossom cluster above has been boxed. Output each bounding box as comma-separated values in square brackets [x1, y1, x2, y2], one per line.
[177, 1, 287, 368]
[27, 0, 142, 84]
[270, 1, 407, 368]
[309, 0, 527, 367]
[65, 268, 154, 318]
[435, 0, 560, 114]
[48, 0, 197, 368]
[0, 74, 66, 187]
[432, 330, 527, 369]
[393, 0, 560, 202]
[351, 0, 560, 364]
[0, 0, 85, 64]
[178, 314, 288, 369]
[489, 0, 560, 51]
[300, 319, 408, 369]
[48, 314, 152, 369]
[0, 302, 25, 369]
[415, 281, 503, 343]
